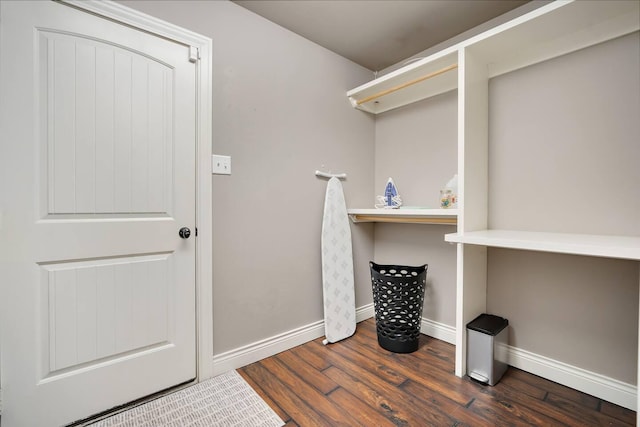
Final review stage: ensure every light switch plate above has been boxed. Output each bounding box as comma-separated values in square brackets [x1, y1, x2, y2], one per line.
[212, 155, 231, 175]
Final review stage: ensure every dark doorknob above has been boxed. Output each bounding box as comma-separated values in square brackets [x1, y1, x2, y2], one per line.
[179, 227, 191, 239]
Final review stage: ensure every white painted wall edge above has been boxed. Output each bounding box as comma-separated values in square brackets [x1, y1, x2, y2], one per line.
[212, 311, 635, 411]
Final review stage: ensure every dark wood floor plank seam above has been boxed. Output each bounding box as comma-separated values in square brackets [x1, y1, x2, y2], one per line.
[544, 392, 629, 427]
[322, 337, 408, 387]
[324, 365, 458, 426]
[307, 339, 409, 395]
[383, 348, 480, 406]
[479, 375, 599, 425]
[465, 397, 475, 409]
[323, 365, 411, 426]
[496, 371, 547, 400]
[243, 362, 331, 427]
[400, 378, 496, 426]
[237, 368, 290, 423]
[274, 350, 338, 395]
[259, 356, 365, 427]
[505, 366, 601, 409]
[468, 390, 570, 427]
[327, 386, 397, 427]
[473, 380, 591, 426]
[601, 400, 636, 425]
[289, 341, 332, 371]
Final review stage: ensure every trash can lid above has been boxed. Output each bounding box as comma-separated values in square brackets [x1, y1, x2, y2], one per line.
[466, 314, 508, 336]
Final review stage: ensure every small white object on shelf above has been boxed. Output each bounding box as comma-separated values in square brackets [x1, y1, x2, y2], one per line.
[440, 174, 458, 209]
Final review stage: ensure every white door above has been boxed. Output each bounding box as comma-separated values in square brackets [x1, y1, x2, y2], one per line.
[0, 1, 197, 425]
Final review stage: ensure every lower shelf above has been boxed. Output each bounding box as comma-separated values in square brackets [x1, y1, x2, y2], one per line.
[347, 208, 458, 225]
[445, 229, 640, 260]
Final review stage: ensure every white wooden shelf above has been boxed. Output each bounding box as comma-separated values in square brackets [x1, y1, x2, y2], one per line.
[347, 51, 458, 114]
[348, 208, 457, 225]
[445, 230, 640, 261]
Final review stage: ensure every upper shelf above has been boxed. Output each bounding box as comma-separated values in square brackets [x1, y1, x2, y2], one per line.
[347, 51, 458, 114]
[347, 0, 640, 114]
[348, 208, 457, 225]
[444, 230, 640, 261]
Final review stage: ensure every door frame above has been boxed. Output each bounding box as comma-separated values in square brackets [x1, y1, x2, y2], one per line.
[59, 0, 214, 381]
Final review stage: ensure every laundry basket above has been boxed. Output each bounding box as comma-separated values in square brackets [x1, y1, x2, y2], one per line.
[369, 262, 428, 353]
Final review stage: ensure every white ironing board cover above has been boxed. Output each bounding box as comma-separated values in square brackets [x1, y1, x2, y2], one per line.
[321, 177, 356, 343]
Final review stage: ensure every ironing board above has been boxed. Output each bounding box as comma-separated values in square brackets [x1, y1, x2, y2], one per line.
[321, 177, 356, 344]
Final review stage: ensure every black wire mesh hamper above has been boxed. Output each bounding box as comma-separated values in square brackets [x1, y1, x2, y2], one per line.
[370, 262, 428, 353]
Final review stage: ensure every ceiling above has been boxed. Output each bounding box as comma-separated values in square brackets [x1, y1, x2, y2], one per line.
[233, 0, 531, 71]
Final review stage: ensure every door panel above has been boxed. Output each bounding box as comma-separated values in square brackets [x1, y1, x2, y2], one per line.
[40, 30, 174, 215]
[0, 1, 197, 425]
[41, 253, 171, 373]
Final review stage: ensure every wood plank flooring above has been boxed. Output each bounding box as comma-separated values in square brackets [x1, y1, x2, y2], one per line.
[239, 318, 636, 426]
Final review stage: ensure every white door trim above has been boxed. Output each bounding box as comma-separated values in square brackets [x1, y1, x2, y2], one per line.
[59, 0, 214, 381]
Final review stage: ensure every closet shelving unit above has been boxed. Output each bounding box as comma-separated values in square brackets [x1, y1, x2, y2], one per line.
[347, 0, 640, 411]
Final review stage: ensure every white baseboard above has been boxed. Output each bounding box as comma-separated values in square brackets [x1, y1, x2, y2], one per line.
[420, 317, 456, 345]
[502, 343, 637, 411]
[356, 303, 375, 321]
[212, 304, 374, 375]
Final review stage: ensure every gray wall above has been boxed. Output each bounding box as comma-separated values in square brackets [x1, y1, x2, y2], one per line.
[489, 32, 640, 236]
[373, 92, 458, 326]
[486, 32, 640, 384]
[487, 249, 639, 384]
[375, 91, 458, 207]
[374, 224, 457, 326]
[119, 1, 375, 354]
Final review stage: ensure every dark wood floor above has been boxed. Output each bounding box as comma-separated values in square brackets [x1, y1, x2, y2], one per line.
[239, 318, 636, 426]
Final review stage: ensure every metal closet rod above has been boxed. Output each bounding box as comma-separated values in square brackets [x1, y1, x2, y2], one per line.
[315, 170, 347, 179]
[356, 63, 458, 106]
